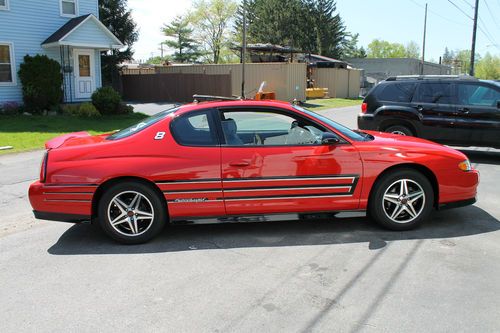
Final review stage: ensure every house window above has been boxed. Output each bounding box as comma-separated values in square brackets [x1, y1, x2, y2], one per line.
[0, 43, 15, 85]
[0, 0, 9, 10]
[61, 0, 77, 16]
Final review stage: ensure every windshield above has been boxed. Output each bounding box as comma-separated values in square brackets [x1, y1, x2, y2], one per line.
[293, 105, 369, 141]
[106, 106, 179, 140]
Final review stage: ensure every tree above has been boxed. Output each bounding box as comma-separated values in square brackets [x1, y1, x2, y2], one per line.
[162, 16, 200, 63]
[405, 41, 420, 59]
[145, 56, 172, 65]
[99, 0, 139, 85]
[475, 53, 500, 79]
[367, 39, 406, 58]
[190, 0, 238, 64]
[442, 47, 454, 65]
[235, 0, 348, 59]
[342, 33, 366, 58]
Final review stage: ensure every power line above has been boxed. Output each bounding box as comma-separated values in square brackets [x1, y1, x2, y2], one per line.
[447, 0, 474, 20]
[408, 0, 468, 26]
[483, 0, 500, 30]
[458, 0, 474, 8]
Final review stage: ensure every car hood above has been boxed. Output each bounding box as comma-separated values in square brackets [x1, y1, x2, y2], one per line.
[45, 132, 109, 149]
[358, 130, 467, 159]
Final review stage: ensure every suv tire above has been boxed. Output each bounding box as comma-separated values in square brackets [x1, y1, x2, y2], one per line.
[384, 125, 414, 136]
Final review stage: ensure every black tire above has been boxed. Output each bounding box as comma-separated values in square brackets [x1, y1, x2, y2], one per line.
[98, 181, 167, 244]
[368, 169, 433, 231]
[384, 125, 414, 136]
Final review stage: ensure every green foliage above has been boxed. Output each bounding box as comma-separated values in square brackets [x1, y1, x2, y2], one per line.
[342, 33, 366, 58]
[190, 0, 238, 64]
[17, 55, 63, 114]
[366, 39, 420, 59]
[62, 103, 101, 117]
[91, 87, 122, 115]
[163, 15, 201, 63]
[118, 103, 134, 114]
[475, 53, 500, 80]
[234, 0, 348, 59]
[145, 56, 172, 65]
[99, 0, 139, 85]
[0, 102, 23, 115]
[442, 47, 455, 65]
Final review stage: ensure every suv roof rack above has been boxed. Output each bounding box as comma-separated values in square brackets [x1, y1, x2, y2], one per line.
[193, 94, 241, 102]
[386, 75, 478, 81]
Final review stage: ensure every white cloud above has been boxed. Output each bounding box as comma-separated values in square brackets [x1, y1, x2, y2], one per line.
[128, 0, 193, 61]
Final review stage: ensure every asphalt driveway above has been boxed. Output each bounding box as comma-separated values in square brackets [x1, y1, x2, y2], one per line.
[1, 106, 499, 332]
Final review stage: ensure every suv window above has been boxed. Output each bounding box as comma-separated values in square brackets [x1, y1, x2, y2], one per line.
[171, 111, 218, 146]
[221, 110, 331, 146]
[413, 83, 453, 104]
[457, 84, 500, 107]
[378, 83, 416, 102]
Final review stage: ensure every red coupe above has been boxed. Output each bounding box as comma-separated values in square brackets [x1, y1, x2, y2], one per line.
[29, 100, 479, 244]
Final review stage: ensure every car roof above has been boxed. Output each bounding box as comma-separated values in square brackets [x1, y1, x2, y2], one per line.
[174, 99, 295, 115]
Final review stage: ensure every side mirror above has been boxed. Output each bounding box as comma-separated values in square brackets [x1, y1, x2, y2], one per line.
[321, 133, 340, 145]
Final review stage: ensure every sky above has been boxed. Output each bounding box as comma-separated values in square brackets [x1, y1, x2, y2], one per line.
[128, 0, 500, 62]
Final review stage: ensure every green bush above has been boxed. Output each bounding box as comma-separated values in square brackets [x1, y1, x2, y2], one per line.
[119, 103, 134, 114]
[61, 103, 101, 117]
[91, 87, 122, 115]
[18, 55, 63, 114]
[0, 102, 23, 115]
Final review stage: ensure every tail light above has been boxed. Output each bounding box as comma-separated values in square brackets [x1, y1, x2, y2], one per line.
[361, 102, 368, 113]
[40, 151, 48, 183]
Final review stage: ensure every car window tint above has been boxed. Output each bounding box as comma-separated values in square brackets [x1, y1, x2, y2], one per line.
[221, 111, 329, 146]
[413, 83, 453, 104]
[171, 111, 217, 146]
[378, 83, 416, 102]
[457, 84, 500, 107]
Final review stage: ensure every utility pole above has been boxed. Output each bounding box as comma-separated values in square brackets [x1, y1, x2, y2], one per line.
[159, 43, 164, 58]
[470, 0, 479, 76]
[421, 3, 428, 75]
[241, 0, 247, 99]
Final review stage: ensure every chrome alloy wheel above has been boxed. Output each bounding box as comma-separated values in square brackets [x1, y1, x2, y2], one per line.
[382, 179, 425, 224]
[391, 130, 407, 136]
[107, 191, 154, 236]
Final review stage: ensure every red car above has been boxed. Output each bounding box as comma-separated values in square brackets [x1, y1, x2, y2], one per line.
[29, 100, 479, 244]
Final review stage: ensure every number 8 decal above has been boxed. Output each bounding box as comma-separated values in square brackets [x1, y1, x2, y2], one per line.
[154, 132, 166, 140]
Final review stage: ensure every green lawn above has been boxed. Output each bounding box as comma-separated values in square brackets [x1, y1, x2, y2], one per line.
[0, 113, 148, 155]
[303, 98, 363, 111]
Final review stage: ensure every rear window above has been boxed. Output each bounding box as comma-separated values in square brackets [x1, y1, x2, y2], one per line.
[377, 83, 416, 102]
[413, 83, 453, 104]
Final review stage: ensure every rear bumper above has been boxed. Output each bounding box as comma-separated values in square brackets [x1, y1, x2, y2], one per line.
[357, 114, 377, 131]
[33, 210, 90, 223]
[29, 181, 95, 219]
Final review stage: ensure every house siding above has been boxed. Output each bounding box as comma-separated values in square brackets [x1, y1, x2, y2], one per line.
[0, 0, 101, 104]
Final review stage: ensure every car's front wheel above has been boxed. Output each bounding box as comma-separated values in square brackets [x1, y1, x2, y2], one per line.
[98, 181, 167, 244]
[369, 169, 433, 230]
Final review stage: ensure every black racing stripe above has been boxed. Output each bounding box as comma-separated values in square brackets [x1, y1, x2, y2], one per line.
[162, 183, 354, 193]
[217, 193, 353, 201]
[156, 174, 360, 184]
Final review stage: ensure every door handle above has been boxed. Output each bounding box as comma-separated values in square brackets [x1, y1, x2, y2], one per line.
[416, 105, 424, 112]
[458, 107, 470, 114]
[229, 161, 250, 167]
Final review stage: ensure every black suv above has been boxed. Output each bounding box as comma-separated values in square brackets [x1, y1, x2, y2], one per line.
[358, 75, 500, 148]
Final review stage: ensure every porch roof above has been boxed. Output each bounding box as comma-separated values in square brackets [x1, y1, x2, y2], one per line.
[41, 14, 124, 50]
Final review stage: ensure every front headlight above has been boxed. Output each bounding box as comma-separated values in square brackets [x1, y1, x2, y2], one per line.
[458, 159, 472, 172]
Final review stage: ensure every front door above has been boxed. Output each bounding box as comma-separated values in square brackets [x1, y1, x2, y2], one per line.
[74, 49, 95, 99]
[411, 82, 457, 144]
[218, 108, 363, 216]
[454, 82, 500, 147]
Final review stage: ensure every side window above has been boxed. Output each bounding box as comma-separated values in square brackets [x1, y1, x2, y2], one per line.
[171, 111, 218, 146]
[378, 83, 416, 102]
[413, 83, 453, 104]
[457, 84, 500, 107]
[221, 110, 330, 146]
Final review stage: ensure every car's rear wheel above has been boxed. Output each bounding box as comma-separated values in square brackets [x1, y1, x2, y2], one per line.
[384, 125, 414, 136]
[98, 181, 167, 244]
[369, 169, 433, 230]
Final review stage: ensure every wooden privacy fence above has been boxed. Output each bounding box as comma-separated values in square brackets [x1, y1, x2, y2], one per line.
[121, 73, 232, 102]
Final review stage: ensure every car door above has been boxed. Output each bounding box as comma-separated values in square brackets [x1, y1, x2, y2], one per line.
[411, 82, 457, 144]
[217, 107, 363, 216]
[454, 82, 500, 147]
[164, 109, 225, 218]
